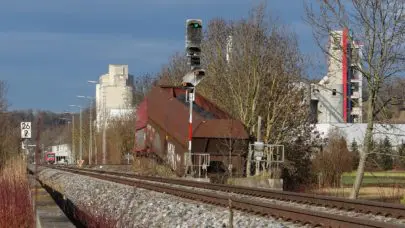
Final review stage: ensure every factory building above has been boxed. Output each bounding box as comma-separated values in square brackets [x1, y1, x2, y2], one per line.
[95, 64, 134, 130]
[310, 28, 364, 124]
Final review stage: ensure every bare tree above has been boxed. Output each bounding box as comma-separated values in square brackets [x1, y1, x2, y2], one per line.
[305, 0, 405, 198]
[158, 52, 188, 86]
[312, 127, 353, 188]
[0, 81, 21, 165]
[375, 77, 405, 123]
[160, 3, 310, 142]
[0, 81, 7, 112]
[157, 3, 314, 189]
[133, 73, 158, 105]
[105, 111, 137, 164]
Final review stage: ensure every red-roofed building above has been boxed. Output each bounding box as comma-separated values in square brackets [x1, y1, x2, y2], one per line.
[134, 86, 249, 177]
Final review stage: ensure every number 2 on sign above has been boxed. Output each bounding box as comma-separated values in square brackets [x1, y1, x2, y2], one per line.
[24, 130, 29, 137]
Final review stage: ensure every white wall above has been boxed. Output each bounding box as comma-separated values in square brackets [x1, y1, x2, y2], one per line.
[50, 144, 73, 163]
[313, 123, 405, 150]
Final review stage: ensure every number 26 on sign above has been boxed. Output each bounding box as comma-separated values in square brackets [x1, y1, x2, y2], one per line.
[21, 122, 32, 139]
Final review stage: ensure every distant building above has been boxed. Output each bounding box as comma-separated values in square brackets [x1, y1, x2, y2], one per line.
[50, 144, 73, 164]
[310, 28, 364, 124]
[95, 64, 134, 130]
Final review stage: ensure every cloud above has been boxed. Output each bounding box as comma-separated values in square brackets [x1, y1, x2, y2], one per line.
[0, 31, 183, 68]
[0, 0, 248, 15]
[0, 0, 319, 111]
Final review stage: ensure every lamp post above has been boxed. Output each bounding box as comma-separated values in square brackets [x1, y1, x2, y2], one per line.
[64, 110, 75, 164]
[70, 105, 82, 162]
[77, 95, 94, 165]
[88, 80, 107, 165]
[87, 80, 98, 164]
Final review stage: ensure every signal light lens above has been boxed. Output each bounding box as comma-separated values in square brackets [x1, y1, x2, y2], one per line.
[190, 23, 201, 28]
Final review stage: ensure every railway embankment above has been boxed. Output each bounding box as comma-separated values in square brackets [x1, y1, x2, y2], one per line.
[32, 166, 301, 227]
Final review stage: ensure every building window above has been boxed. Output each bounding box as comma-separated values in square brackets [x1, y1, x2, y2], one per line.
[352, 99, 359, 107]
[351, 115, 359, 123]
[351, 82, 359, 92]
[332, 89, 336, 96]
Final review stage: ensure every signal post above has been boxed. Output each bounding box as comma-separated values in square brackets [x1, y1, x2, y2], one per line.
[183, 19, 207, 177]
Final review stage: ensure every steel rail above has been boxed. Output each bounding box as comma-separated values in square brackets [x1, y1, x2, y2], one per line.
[51, 165, 405, 220]
[45, 166, 403, 228]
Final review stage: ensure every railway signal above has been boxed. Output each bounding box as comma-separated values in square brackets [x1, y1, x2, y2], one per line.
[182, 68, 206, 87]
[183, 19, 207, 177]
[186, 19, 203, 69]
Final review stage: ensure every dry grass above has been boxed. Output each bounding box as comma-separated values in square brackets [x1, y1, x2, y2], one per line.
[133, 156, 177, 177]
[313, 186, 405, 200]
[0, 157, 34, 228]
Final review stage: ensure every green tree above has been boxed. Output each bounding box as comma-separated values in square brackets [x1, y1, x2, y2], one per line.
[366, 139, 379, 171]
[379, 136, 393, 170]
[397, 143, 405, 169]
[351, 139, 360, 170]
[282, 135, 314, 191]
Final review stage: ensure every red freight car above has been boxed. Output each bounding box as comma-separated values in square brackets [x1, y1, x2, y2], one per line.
[134, 85, 249, 177]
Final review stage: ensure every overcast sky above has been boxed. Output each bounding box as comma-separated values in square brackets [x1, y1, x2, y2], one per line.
[0, 0, 324, 112]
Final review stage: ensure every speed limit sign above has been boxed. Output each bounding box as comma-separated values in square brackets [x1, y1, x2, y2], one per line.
[21, 122, 32, 139]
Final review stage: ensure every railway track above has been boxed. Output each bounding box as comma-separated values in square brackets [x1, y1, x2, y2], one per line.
[52, 165, 405, 219]
[45, 165, 405, 227]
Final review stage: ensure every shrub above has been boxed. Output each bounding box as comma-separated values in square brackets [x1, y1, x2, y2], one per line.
[312, 128, 353, 188]
[0, 157, 34, 228]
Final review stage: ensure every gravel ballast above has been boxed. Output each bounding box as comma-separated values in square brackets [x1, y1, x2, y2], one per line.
[38, 168, 303, 228]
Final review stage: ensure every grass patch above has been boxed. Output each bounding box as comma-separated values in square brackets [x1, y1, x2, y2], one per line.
[342, 171, 405, 187]
[313, 187, 405, 200]
[343, 171, 405, 177]
[341, 176, 405, 186]
[132, 156, 177, 178]
[0, 156, 34, 228]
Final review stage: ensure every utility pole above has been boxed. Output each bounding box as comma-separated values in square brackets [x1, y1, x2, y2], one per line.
[34, 114, 42, 227]
[79, 107, 82, 161]
[70, 105, 82, 162]
[102, 85, 107, 165]
[89, 99, 93, 165]
[88, 80, 98, 164]
[72, 114, 75, 163]
[77, 95, 94, 165]
[102, 118, 106, 164]
[94, 136, 98, 165]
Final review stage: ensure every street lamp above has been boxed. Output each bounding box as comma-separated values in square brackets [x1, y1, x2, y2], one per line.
[87, 80, 99, 164]
[63, 110, 75, 164]
[69, 105, 82, 162]
[77, 95, 94, 165]
[88, 80, 106, 165]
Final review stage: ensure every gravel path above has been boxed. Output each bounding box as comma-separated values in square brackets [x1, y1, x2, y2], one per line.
[38, 168, 305, 228]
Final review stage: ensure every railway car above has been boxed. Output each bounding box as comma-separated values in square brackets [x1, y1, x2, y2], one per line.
[134, 85, 249, 178]
[44, 152, 56, 164]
